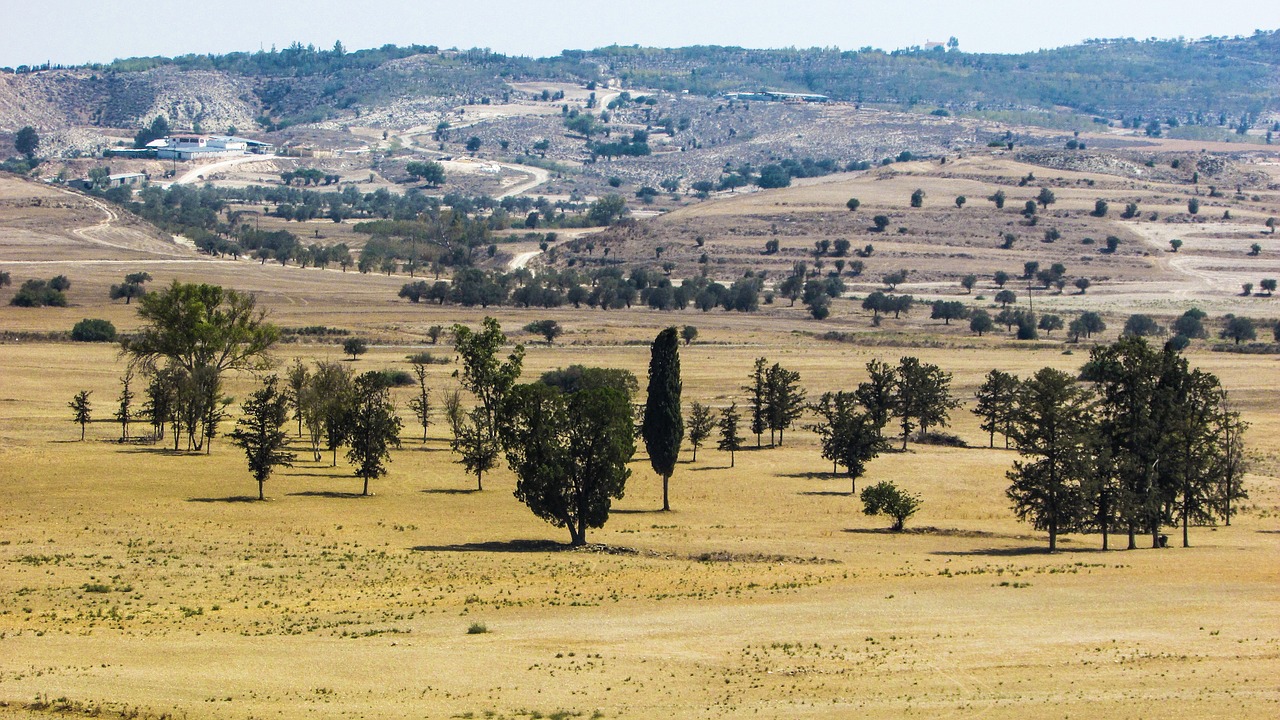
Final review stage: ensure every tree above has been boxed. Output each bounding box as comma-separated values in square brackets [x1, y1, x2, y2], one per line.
[1242, 282, 1253, 296]
[587, 194, 628, 226]
[1092, 199, 1109, 217]
[408, 358, 432, 443]
[1220, 316, 1255, 344]
[1122, 314, 1162, 337]
[450, 318, 524, 490]
[959, 274, 977, 294]
[969, 310, 994, 336]
[1187, 198, 1200, 215]
[405, 161, 445, 186]
[1172, 309, 1208, 340]
[892, 357, 957, 450]
[930, 300, 968, 325]
[1169, 238, 1183, 253]
[1038, 314, 1064, 336]
[990, 189, 1007, 208]
[115, 367, 135, 442]
[123, 282, 277, 451]
[229, 376, 296, 500]
[71, 318, 117, 342]
[680, 325, 698, 345]
[992, 270, 1010, 287]
[846, 198, 860, 212]
[14, 126, 38, 158]
[109, 272, 152, 305]
[716, 402, 742, 467]
[1036, 187, 1056, 208]
[69, 390, 92, 441]
[872, 214, 890, 232]
[1260, 279, 1277, 296]
[524, 319, 563, 344]
[642, 327, 683, 511]
[882, 269, 908, 290]
[974, 369, 1020, 448]
[1074, 277, 1092, 294]
[286, 358, 310, 437]
[125, 282, 278, 377]
[465, 136, 482, 154]
[860, 481, 921, 531]
[765, 363, 806, 446]
[345, 372, 402, 495]
[1076, 311, 1106, 339]
[994, 289, 1017, 308]
[955, 195, 966, 209]
[808, 392, 882, 493]
[744, 358, 769, 447]
[1006, 368, 1095, 551]
[686, 402, 715, 462]
[501, 383, 635, 546]
[343, 337, 368, 360]
[910, 189, 926, 208]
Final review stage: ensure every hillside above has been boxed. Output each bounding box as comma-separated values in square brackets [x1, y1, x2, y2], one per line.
[2, 31, 1278, 154]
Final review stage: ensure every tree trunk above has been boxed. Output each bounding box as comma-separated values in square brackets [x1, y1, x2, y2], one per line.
[662, 474, 670, 512]
[692, 445, 698, 462]
[850, 472, 856, 495]
[730, 450, 735, 468]
[332, 447, 337, 467]
[476, 471, 483, 492]
[1048, 520, 1057, 552]
[568, 523, 585, 547]
[363, 476, 369, 496]
[1127, 522, 1136, 550]
[258, 480, 265, 501]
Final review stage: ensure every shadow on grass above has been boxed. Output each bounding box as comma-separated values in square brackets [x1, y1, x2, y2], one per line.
[116, 447, 196, 456]
[690, 465, 733, 472]
[799, 490, 855, 497]
[187, 495, 260, 503]
[779, 471, 842, 480]
[287, 490, 369, 499]
[611, 508, 668, 515]
[412, 539, 569, 553]
[421, 488, 479, 495]
[283, 470, 351, 479]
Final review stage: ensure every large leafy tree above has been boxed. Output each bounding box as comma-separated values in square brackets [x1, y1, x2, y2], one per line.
[345, 372, 402, 496]
[892, 357, 958, 450]
[973, 369, 1021, 448]
[125, 281, 278, 375]
[808, 391, 882, 493]
[229, 375, 296, 501]
[642, 327, 683, 511]
[15, 126, 39, 158]
[764, 363, 806, 446]
[450, 317, 523, 490]
[501, 383, 635, 546]
[743, 357, 769, 447]
[1006, 368, 1096, 551]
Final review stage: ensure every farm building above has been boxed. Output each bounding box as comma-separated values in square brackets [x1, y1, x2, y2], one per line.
[150, 134, 274, 160]
[70, 172, 147, 190]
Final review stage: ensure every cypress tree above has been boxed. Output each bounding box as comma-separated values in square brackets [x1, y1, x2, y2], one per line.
[642, 327, 683, 511]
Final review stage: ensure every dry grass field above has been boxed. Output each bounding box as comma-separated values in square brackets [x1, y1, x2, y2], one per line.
[1, 165, 1279, 719]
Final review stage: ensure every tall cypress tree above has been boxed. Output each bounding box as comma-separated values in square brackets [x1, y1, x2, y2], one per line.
[642, 327, 683, 511]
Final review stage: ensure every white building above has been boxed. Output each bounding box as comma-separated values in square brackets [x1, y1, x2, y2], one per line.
[151, 135, 274, 160]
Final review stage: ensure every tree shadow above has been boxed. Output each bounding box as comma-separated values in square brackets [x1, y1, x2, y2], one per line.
[116, 447, 196, 456]
[187, 496, 260, 503]
[799, 490, 854, 497]
[287, 490, 369, 499]
[611, 508, 668, 515]
[930, 546, 1099, 557]
[421, 488, 479, 495]
[412, 539, 569, 553]
[690, 465, 733, 472]
[779, 471, 841, 480]
[283, 470, 351, 479]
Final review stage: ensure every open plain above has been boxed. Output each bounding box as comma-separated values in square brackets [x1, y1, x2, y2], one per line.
[2, 139, 1279, 720]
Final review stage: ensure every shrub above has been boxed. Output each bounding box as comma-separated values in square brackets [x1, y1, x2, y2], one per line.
[70, 318, 117, 342]
[467, 622, 489, 634]
[860, 481, 922, 531]
[374, 369, 415, 387]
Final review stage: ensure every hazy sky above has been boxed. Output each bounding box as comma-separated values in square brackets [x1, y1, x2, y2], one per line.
[4, 0, 1277, 67]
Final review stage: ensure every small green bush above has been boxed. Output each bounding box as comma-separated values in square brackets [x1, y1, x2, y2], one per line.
[71, 318, 117, 342]
[467, 622, 489, 634]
